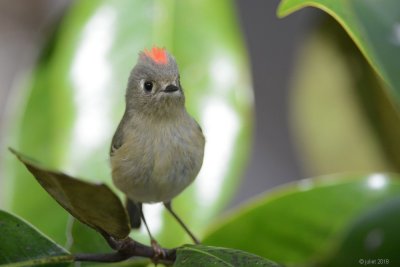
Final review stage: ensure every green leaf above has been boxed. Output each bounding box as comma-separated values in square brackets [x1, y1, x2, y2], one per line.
[203, 174, 400, 266]
[319, 196, 400, 267]
[10, 149, 130, 240]
[174, 245, 281, 267]
[68, 219, 112, 254]
[278, 0, 400, 107]
[0, 210, 72, 266]
[3, 0, 253, 247]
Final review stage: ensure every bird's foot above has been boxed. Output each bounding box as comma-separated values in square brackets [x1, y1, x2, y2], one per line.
[193, 236, 201, 245]
[151, 239, 166, 261]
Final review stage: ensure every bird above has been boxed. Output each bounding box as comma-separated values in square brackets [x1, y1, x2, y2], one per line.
[109, 47, 205, 254]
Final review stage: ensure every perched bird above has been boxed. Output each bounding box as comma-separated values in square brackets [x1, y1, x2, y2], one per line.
[110, 47, 205, 253]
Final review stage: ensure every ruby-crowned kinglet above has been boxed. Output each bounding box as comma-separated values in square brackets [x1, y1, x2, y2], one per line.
[110, 47, 205, 250]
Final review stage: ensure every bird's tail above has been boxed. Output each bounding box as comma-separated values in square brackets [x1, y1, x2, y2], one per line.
[126, 199, 142, 229]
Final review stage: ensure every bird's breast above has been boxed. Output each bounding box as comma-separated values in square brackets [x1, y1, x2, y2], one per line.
[111, 117, 205, 203]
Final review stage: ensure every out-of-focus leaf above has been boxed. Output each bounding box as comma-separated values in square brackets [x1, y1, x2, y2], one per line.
[290, 18, 400, 175]
[203, 174, 400, 266]
[320, 196, 400, 267]
[0, 210, 72, 266]
[68, 219, 112, 253]
[11, 149, 130, 240]
[3, 0, 253, 247]
[174, 245, 281, 267]
[278, 0, 400, 108]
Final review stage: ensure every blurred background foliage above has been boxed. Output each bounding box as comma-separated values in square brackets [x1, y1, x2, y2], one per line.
[1, 0, 253, 249]
[1, 0, 400, 266]
[291, 17, 400, 175]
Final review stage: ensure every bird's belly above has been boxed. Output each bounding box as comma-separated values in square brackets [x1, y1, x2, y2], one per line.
[112, 133, 203, 203]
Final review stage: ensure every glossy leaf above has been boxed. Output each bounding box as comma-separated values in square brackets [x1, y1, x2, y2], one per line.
[10, 148, 130, 240]
[319, 196, 400, 267]
[278, 0, 400, 107]
[174, 245, 281, 267]
[3, 0, 253, 247]
[0, 210, 72, 266]
[203, 174, 400, 265]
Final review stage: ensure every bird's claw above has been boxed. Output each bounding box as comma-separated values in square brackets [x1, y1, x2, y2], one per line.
[151, 239, 166, 261]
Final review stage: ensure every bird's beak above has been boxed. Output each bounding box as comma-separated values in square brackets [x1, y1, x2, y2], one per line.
[163, 84, 179, 93]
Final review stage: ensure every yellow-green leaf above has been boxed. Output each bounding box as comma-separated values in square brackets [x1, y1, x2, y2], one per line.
[278, 0, 400, 107]
[290, 17, 400, 174]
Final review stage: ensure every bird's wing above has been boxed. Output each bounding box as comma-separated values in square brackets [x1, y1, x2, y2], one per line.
[110, 113, 128, 156]
[195, 120, 203, 134]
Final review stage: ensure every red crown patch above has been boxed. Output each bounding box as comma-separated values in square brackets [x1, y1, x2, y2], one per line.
[143, 47, 168, 64]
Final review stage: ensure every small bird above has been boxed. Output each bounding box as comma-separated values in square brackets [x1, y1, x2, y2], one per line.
[110, 47, 205, 253]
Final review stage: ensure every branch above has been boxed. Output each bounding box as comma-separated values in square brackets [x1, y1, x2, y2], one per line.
[73, 234, 177, 265]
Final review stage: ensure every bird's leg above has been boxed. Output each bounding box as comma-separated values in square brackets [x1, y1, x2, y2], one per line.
[163, 201, 200, 244]
[137, 203, 165, 259]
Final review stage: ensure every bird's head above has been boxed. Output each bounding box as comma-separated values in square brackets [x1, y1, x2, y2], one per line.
[126, 47, 185, 116]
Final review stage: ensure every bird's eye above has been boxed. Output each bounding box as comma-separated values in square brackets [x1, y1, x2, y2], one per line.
[144, 81, 153, 92]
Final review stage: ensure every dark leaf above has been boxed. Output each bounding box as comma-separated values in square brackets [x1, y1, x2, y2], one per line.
[10, 148, 130, 240]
